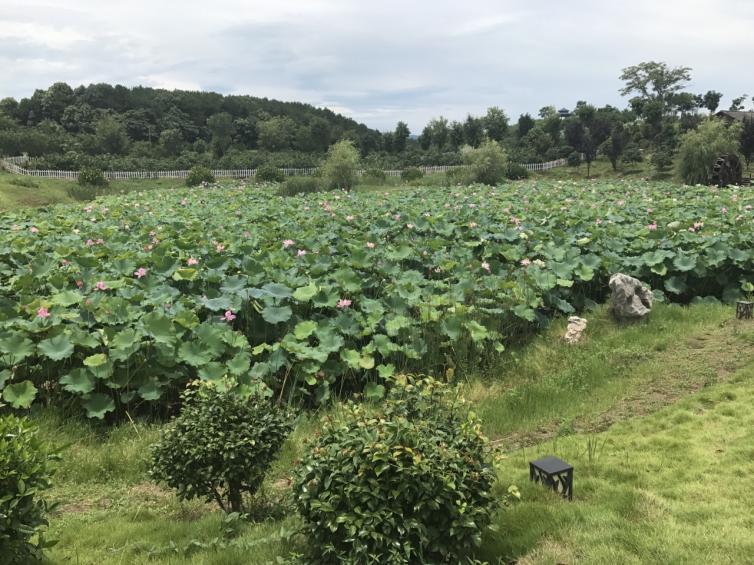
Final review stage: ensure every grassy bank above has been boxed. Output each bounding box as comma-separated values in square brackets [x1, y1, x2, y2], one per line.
[33, 302, 754, 564]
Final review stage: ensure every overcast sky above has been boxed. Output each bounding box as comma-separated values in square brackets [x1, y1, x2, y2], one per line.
[2, 0, 753, 131]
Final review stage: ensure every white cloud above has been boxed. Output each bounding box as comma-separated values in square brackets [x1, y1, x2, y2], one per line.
[0, 0, 753, 129]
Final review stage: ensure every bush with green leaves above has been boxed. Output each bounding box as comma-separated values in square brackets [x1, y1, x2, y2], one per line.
[0, 414, 58, 563]
[185, 166, 215, 187]
[400, 167, 424, 182]
[293, 376, 497, 564]
[255, 164, 285, 183]
[465, 140, 508, 186]
[677, 119, 742, 185]
[77, 166, 107, 187]
[505, 162, 530, 180]
[150, 383, 293, 513]
[321, 140, 359, 190]
[362, 167, 386, 184]
[278, 176, 322, 197]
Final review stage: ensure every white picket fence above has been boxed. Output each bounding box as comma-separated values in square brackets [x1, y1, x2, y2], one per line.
[0, 156, 566, 181]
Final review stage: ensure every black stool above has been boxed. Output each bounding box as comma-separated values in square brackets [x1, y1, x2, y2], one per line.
[529, 455, 573, 500]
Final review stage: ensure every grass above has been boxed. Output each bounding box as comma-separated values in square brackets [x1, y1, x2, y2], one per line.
[28, 302, 754, 564]
[0, 172, 185, 211]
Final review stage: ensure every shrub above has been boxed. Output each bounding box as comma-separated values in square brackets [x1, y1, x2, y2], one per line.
[321, 140, 359, 190]
[78, 166, 107, 187]
[255, 164, 285, 183]
[65, 183, 98, 202]
[0, 414, 58, 562]
[505, 162, 530, 180]
[622, 143, 643, 164]
[445, 166, 472, 186]
[293, 376, 497, 564]
[7, 177, 39, 188]
[465, 140, 509, 186]
[677, 119, 742, 184]
[185, 165, 215, 187]
[362, 167, 386, 184]
[400, 167, 424, 182]
[278, 176, 322, 197]
[566, 151, 581, 167]
[150, 383, 293, 513]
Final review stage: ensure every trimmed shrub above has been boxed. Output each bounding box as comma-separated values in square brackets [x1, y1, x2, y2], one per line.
[278, 176, 322, 197]
[78, 166, 107, 187]
[445, 166, 472, 186]
[185, 166, 215, 187]
[255, 164, 285, 183]
[465, 140, 509, 186]
[506, 162, 530, 180]
[362, 167, 386, 184]
[0, 414, 58, 562]
[293, 376, 497, 564]
[150, 383, 293, 513]
[400, 167, 424, 182]
[321, 140, 359, 190]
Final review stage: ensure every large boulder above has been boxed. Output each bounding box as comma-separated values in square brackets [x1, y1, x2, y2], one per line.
[609, 273, 652, 320]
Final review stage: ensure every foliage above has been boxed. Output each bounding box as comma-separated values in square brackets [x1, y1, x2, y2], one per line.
[185, 166, 215, 187]
[278, 176, 322, 196]
[0, 414, 58, 562]
[321, 140, 359, 190]
[150, 383, 292, 513]
[400, 167, 424, 182]
[293, 376, 496, 564]
[620, 61, 692, 112]
[361, 167, 386, 184]
[677, 119, 741, 185]
[3, 179, 754, 415]
[465, 140, 508, 185]
[78, 166, 108, 187]
[393, 122, 410, 153]
[7, 177, 39, 188]
[740, 116, 754, 169]
[505, 162, 529, 180]
[255, 164, 285, 183]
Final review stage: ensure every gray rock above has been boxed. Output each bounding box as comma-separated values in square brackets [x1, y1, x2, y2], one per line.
[609, 273, 652, 320]
[564, 316, 587, 344]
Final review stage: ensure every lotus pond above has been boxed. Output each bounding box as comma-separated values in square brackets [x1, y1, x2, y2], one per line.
[1, 179, 752, 417]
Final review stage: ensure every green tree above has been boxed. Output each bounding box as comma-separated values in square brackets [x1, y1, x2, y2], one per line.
[429, 116, 449, 149]
[61, 103, 96, 133]
[449, 120, 464, 149]
[393, 121, 410, 152]
[257, 116, 296, 151]
[740, 116, 754, 170]
[619, 61, 692, 113]
[600, 123, 628, 171]
[700, 90, 723, 113]
[159, 128, 183, 156]
[465, 139, 509, 185]
[40, 82, 74, 121]
[677, 119, 741, 184]
[206, 112, 234, 157]
[729, 94, 749, 111]
[463, 115, 483, 147]
[95, 116, 129, 154]
[484, 106, 509, 142]
[516, 113, 535, 139]
[321, 140, 360, 190]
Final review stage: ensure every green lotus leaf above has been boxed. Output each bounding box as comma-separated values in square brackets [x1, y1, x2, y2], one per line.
[60, 369, 96, 394]
[2, 380, 37, 409]
[261, 305, 292, 324]
[37, 333, 75, 361]
[83, 393, 115, 419]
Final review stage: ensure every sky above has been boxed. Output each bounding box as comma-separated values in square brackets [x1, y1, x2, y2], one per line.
[1, 0, 754, 131]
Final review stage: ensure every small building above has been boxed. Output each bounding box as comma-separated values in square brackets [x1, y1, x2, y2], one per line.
[558, 108, 571, 119]
[715, 110, 754, 123]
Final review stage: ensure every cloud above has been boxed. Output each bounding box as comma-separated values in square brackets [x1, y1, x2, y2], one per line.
[0, 0, 753, 130]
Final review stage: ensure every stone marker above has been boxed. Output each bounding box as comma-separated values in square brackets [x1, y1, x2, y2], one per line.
[564, 316, 587, 344]
[609, 273, 652, 320]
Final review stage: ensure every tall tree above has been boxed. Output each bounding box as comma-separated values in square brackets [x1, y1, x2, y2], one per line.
[700, 90, 723, 114]
[449, 121, 464, 150]
[484, 107, 509, 142]
[428, 117, 449, 149]
[393, 121, 410, 152]
[516, 113, 535, 139]
[741, 116, 754, 170]
[206, 112, 234, 157]
[729, 94, 749, 111]
[462, 115, 483, 147]
[619, 61, 692, 112]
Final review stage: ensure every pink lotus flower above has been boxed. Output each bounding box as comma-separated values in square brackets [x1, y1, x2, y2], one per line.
[336, 298, 352, 309]
[469, 222, 477, 228]
[216, 243, 225, 252]
[134, 267, 148, 278]
[481, 261, 491, 272]
[187, 257, 199, 266]
[94, 281, 107, 291]
[520, 258, 531, 266]
[283, 239, 295, 248]
[30, 226, 39, 233]
[297, 249, 307, 256]
[85, 239, 95, 247]
[346, 215, 354, 222]
[595, 218, 603, 225]
[75, 279, 84, 289]
[406, 223, 414, 229]
[648, 222, 657, 231]
[721, 207, 728, 214]
[222, 310, 236, 322]
[366, 242, 375, 249]
[37, 307, 50, 319]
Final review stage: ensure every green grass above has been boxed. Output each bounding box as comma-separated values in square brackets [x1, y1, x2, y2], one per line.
[30, 302, 754, 564]
[0, 172, 185, 211]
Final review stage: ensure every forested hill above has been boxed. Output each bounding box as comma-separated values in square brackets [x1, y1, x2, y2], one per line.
[0, 82, 383, 169]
